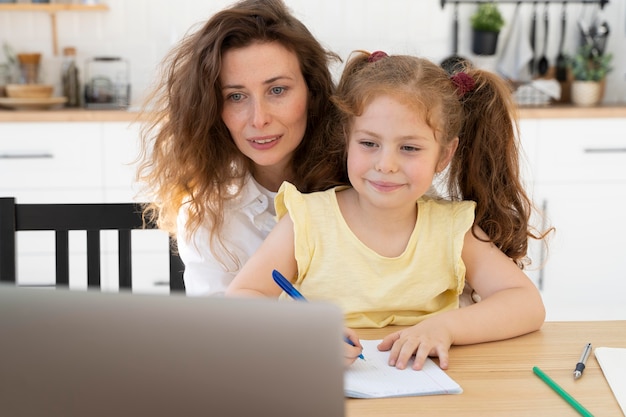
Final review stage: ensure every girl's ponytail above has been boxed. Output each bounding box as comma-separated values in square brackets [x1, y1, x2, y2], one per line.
[447, 69, 537, 266]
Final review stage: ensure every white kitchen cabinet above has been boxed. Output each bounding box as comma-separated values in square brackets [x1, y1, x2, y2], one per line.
[102, 121, 144, 202]
[522, 118, 626, 321]
[0, 122, 104, 202]
[0, 120, 170, 294]
[518, 118, 539, 191]
[100, 121, 172, 292]
[532, 183, 626, 320]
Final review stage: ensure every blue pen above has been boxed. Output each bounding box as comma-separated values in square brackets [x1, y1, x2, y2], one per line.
[272, 269, 365, 360]
[272, 269, 306, 300]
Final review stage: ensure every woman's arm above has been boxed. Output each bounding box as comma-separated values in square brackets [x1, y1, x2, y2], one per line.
[226, 214, 299, 298]
[380, 225, 545, 370]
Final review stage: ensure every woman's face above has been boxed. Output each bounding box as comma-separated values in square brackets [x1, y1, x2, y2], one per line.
[220, 41, 309, 190]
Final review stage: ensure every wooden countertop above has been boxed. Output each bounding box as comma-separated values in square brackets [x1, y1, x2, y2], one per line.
[348, 321, 626, 417]
[518, 104, 626, 119]
[0, 109, 143, 123]
[1, 105, 626, 122]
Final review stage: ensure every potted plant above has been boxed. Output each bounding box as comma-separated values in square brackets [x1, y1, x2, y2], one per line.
[470, 2, 505, 56]
[568, 44, 613, 106]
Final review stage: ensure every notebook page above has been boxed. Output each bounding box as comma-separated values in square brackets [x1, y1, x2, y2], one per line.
[595, 347, 626, 416]
[344, 339, 462, 398]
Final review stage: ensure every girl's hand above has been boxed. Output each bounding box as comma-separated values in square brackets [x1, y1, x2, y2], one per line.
[344, 327, 363, 367]
[377, 320, 453, 370]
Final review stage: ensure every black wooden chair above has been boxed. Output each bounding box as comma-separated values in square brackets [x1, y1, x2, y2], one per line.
[0, 197, 185, 293]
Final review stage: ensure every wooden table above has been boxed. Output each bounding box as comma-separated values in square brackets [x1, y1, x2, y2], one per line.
[347, 321, 625, 417]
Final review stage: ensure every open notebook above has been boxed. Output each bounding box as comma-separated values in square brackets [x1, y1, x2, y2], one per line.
[595, 347, 626, 416]
[345, 339, 462, 398]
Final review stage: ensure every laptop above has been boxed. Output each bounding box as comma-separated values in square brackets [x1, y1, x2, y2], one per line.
[0, 285, 345, 417]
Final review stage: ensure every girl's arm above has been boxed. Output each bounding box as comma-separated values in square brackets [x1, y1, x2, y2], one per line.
[226, 214, 299, 298]
[227, 214, 365, 365]
[379, 224, 545, 370]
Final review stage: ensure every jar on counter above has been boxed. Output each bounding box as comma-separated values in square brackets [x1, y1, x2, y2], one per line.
[0, 63, 9, 97]
[84, 56, 130, 109]
[61, 47, 81, 107]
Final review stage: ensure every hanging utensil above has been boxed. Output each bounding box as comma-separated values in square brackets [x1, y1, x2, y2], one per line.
[555, 2, 568, 81]
[591, 6, 610, 56]
[537, 2, 549, 76]
[578, 18, 599, 58]
[529, 2, 538, 77]
[441, 2, 470, 75]
[594, 20, 609, 55]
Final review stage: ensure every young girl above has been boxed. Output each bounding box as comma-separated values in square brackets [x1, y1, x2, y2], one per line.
[226, 51, 547, 370]
[136, 0, 347, 296]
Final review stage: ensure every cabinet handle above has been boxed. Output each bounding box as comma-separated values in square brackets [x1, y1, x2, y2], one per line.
[537, 199, 548, 292]
[584, 148, 626, 154]
[0, 153, 54, 159]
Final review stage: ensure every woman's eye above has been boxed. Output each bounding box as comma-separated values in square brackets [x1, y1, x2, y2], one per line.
[227, 93, 244, 102]
[360, 141, 377, 148]
[270, 86, 286, 95]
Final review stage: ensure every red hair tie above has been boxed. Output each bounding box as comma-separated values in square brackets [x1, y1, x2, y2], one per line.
[450, 72, 475, 97]
[367, 51, 388, 63]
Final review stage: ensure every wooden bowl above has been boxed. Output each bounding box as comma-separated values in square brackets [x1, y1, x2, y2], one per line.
[5, 84, 54, 99]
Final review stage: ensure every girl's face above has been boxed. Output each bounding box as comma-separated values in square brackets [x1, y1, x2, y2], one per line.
[220, 41, 309, 190]
[347, 95, 456, 210]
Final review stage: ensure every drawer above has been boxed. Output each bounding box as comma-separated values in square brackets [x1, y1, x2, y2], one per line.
[534, 118, 626, 183]
[518, 119, 539, 188]
[15, 227, 169, 256]
[102, 122, 142, 189]
[16, 228, 171, 294]
[0, 122, 103, 189]
[17, 252, 169, 294]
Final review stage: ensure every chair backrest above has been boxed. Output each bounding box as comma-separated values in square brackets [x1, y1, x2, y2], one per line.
[0, 197, 185, 293]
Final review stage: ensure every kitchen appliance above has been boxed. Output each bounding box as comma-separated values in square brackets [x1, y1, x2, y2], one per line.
[555, 3, 568, 82]
[84, 56, 130, 109]
[440, 2, 470, 75]
[536, 3, 549, 76]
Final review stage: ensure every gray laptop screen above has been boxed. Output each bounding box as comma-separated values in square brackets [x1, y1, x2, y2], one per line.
[0, 286, 345, 417]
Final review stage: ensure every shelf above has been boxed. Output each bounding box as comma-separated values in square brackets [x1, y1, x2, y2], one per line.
[0, 4, 108, 12]
[0, 3, 109, 56]
[440, 0, 609, 8]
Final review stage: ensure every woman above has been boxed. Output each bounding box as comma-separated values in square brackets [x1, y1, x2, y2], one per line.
[136, 0, 346, 295]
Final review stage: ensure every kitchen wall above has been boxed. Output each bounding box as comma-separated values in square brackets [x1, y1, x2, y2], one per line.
[1, 0, 625, 107]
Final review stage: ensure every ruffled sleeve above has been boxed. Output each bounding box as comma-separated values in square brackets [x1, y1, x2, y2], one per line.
[275, 182, 315, 277]
[450, 200, 476, 295]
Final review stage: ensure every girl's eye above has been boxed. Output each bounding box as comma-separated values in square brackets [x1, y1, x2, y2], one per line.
[401, 145, 420, 152]
[270, 86, 286, 95]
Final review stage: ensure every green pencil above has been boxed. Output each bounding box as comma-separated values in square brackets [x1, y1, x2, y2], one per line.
[532, 366, 594, 417]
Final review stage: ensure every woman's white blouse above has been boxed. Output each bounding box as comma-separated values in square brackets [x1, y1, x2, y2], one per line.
[177, 176, 277, 296]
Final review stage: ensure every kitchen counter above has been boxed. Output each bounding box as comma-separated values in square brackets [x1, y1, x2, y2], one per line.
[0, 109, 143, 123]
[1, 105, 626, 122]
[517, 104, 626, 119]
